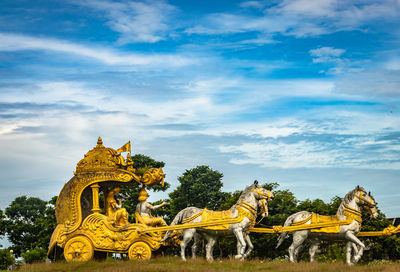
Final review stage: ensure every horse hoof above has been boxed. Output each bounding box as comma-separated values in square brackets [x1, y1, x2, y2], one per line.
[234, 255, 242, 260]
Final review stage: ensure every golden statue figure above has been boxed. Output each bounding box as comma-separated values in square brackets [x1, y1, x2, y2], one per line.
[105, 187, 129, 227]
[135, 187, 168, 227]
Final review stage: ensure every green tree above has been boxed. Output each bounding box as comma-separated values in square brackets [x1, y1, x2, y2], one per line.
[358, 210, 400, 262]
[36, 196, 57, 251]
[4, 196, 56, 257]
[119, 154, 170, 222]
[0, 249, 14, 270]
[168, 165, 230, 218]
[21, 247, 47, 263]
[0, 209, 5, 237]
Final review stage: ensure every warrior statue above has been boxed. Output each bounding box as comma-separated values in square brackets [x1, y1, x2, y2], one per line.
[105, 187, 129, 227]
[135, 187, 169, 227]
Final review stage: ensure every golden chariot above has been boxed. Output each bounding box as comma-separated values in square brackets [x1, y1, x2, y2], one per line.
[48, 137, 169, 261]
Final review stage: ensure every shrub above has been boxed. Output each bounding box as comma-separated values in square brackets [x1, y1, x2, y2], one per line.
[0, 249, 14, 270]
[21, 247, 47, 263]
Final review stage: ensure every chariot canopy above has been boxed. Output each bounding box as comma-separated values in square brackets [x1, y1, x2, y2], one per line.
[48, 137, 165, 259]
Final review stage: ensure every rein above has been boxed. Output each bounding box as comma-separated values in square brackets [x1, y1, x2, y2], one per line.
[256, 199, 268, 224]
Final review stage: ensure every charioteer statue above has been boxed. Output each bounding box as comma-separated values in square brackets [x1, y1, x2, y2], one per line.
[135, 187, 169, 227]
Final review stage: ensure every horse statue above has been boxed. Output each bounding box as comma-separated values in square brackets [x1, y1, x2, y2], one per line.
[162, 181, 274, 261]
[276, 185, 378, 265]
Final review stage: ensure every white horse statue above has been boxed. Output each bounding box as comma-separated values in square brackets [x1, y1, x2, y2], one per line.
[276, 185, 378, 265]
[162, 181, 274, 261]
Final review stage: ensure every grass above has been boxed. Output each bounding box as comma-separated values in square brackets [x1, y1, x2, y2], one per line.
[17, 257, 400, 272]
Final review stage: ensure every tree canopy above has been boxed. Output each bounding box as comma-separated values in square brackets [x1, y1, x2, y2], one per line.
[4, 196, 56, 257]
[168, 165, 230, 217]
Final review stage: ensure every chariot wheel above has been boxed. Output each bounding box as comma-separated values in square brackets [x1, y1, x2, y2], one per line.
[128, 241, 152, 260]
[64, 236, 94, 262]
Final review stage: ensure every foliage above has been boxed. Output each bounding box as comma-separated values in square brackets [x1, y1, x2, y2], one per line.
[0, 209, 5, 237]
[4, 196, 56, 257]
[0, 248, 14, 270]
[168, 165, 230, 218]
[360, 213, 400, 262]
[21, 247, 47, 263]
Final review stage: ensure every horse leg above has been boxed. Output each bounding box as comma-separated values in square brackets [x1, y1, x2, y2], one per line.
[344, 231, 365, 264]
[233, 228, 246, 260]
[180, 229, 195, 261]
[309, 239, 320, 262]
[289, 231, 307, 262]
[204, 235, 216, 262]
[351, 242, 359, 256]
[294, 244, 303, 261]
[345, 241, 353, 265]
[243, 232, 254, 259]
[353, 245, 364, 263]
[191, 233, 200, 259]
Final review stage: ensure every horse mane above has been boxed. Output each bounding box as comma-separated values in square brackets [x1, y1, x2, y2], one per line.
[231, 185, 255, 209]
[337, 186, 366, 215]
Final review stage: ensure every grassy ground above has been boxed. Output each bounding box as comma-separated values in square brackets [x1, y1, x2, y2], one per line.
[17, 257, 400, 272]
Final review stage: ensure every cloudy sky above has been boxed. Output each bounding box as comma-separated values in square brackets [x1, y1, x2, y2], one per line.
[0, 0, 399, 218]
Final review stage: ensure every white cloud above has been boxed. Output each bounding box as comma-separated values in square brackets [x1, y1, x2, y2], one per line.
[213, 107, 400, 170]
[0, 33, 192, 67]
[384, 58, 400, 71]
[225, 141, 400, 170]
[309, 46, 346, 63]
[219, 141, 340, 168]
[77, 0, 177, 44]
[277, 0, 336, 17]
[184, 14, 288, 36]
[185, 0, 400, 39]
[334, 70, 400, 97]
[239, 1, 267, 9]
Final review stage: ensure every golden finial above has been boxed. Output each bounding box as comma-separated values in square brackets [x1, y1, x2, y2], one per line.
[97, 137, 103, 145]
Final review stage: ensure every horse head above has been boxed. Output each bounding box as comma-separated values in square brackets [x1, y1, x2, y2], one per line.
[354, 186, 378, 219]
[252, 180, 274, 217]
[251, 181, 274, 201]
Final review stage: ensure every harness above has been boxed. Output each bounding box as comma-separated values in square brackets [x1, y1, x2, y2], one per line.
[179, 187, 271, 229]
[181, 200, 261, 228]
[290, 205, 363, 232]
[353, 192, 377, 216]
[252, 188, 272, 199]
[236, 201, 258, 226]
[343, 205, 363, 224]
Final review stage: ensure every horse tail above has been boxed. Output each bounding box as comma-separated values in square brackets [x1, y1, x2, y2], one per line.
[161, 208, 188, 241]
[276, 213, 298, 248]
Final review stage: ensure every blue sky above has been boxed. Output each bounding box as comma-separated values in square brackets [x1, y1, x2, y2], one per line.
[0, 0, 399, 218]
